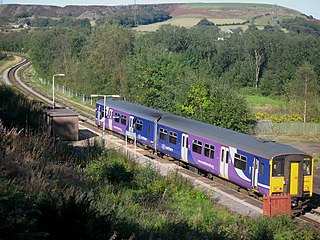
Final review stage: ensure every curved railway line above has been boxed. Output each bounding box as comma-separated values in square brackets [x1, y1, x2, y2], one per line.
[8, 58, 34, 97]
[4, 57, 320, 229]
[6, 56, 95, 121]
[7, 57, 64, 107]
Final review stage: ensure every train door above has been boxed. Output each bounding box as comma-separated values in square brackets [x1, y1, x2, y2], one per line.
[251, 157, 259, 190]
[103, 106, 109, 129]
[97, 105, 101, 123]
[220, 146, 229, 179]
[129, 116, 134, 132]
[108, 109, 113, 131]
[280, 155, 303, 196]
[290, 162, 299, 195]
[181, 133, 188, 162]
[271, 156, 305, 196]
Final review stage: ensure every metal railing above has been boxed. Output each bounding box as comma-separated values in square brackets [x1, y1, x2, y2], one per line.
[38, 77, 93, 105]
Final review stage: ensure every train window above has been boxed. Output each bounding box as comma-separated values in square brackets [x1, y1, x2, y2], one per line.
[272, 157, 284, 177]
[234, 153, 247, 171]
[159, 128, 167, 141]
[204, 144, 215, 159]
[148, 124, 151, 135]
[192, 140, 202, 154]
[101, 107, 106, 115]
[259, 162, 265, 176]
[303, 158, 312, 176]
[169, 131, 177, 145]
[121, 115, 127, 125]
[136, 120, 143, 131]
[114, 113, 120, 123]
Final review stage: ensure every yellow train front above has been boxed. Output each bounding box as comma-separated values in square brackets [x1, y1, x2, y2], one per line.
[270, 154, 314, 213]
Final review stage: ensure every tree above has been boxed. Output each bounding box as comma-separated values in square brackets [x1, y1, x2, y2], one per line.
[197, 18, 215, 26]
[180, 79, 210, 120]
[243, 31, 266, 89]
[180, 80, 249, 133]
[81, 25, 135, 93]
[287, 62, 319, 122]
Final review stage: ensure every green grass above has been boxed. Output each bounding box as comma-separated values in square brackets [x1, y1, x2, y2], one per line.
[86, 149, 319, 239]
[135, 17, 247, 32]
[243, 94, 285, 114]
[219, 24, 249, 32]
[0, 55, 21, 73]
[245, 95, 285, 107]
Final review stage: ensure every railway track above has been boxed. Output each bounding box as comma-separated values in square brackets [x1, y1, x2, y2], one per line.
[7, 58, 33, 96]
[4, 57, 320, 229]
[7, 57, 63, 107]
[6, 57, 94, 121]
[299, 214, 320, 229]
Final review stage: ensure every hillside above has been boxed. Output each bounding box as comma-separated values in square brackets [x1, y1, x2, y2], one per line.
[0, 3, 306, 23]
[0, 3, 176, 20]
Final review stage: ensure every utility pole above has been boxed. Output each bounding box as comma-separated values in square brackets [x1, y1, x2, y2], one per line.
[134, 0, 137, 27]
[272, 4, 279, 23]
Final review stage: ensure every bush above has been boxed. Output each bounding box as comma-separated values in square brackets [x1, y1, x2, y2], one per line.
[255, 111, 304, 123]
[86, 149, 134, 184]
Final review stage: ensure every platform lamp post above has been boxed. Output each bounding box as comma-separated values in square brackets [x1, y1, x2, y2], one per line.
[52, 73, 65, 109]
[90, 94, 120, 144]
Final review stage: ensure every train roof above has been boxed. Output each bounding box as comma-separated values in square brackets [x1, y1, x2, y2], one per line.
[96, 99, 306, 159]
[97, 98, 165, 121]
[158, 114, 305, 159]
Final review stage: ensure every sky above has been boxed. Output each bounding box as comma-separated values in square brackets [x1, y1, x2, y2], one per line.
[3, 0, 320, 19]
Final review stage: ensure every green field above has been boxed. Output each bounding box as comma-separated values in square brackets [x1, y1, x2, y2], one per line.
[0, 55, 21, 73]
[135, 2, 290, 32]
[244, 94, 285, 113]
[135, 17, 248, 32]
[245, 95, 285, 107]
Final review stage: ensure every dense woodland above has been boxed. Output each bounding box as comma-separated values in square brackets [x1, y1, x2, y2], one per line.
[0, 16, 320, 132]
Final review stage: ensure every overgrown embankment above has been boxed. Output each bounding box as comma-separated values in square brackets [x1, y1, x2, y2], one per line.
[0, 85, 319, 239]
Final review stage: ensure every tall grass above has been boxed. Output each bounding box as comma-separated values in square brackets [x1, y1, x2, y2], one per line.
[85, 149, 319, 239]
[0, 85, 43, 131]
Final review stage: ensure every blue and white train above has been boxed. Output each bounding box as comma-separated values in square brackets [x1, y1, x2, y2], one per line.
[95, 98, 314, 209]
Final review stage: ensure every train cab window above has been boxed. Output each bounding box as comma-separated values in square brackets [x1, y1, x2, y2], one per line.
[121, 115, 127, 125]
[159, 128, 167, 141]
[204, 144, 215, 159]
[192, 140, 202, 154]
[303, 158, 312, 176]
[136, 120, 143, 131]
[114, 113, 120, 123]
[169, 131, 177, 145]
[234, 153, 247, 171]
[259, 162, 265, 176]
[272, 157, 284, 177]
